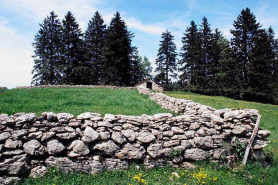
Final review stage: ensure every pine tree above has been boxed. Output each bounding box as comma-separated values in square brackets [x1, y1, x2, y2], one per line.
[198, 17, 214, 92]
[230, 8, 262, 93]
[60, 11, 84, 84]
[179, 21, 201, 87]
[155, 29, 177, 84]
[101, 12, 134, 86]
[139, 56, 153, 79]
[129, 47, 143, 85]
[84, 11, 106, 84]
[32, 11, 62, 85]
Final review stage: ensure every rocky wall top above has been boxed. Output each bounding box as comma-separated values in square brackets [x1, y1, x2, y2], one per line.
[15, 85, 134, 90]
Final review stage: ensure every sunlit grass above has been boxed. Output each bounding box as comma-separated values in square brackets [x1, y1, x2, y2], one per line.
[0, 88, 171, 116]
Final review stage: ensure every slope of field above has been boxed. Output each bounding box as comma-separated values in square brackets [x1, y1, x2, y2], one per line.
[0, 88, 170, 116]
[165, 91, 278, 158]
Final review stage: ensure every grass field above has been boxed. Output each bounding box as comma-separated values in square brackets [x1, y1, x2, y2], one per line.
[0, 88, 170, 116]
[1, 88, 277, 184]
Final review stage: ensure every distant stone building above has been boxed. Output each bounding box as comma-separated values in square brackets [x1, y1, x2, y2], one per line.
[135, 79, 164, 92]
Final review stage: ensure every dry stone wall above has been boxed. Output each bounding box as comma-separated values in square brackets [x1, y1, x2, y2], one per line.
[15, 85, 134, 90]
[0, 109, 271, 183]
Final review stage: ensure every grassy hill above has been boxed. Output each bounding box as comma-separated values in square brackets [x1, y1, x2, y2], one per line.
[0, 88, 170, 116]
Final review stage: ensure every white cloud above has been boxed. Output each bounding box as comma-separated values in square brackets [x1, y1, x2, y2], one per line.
[0, 20, 33, 89]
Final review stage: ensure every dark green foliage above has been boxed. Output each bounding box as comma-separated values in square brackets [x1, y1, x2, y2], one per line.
[84, 11, 106, 84]
[179, 21, 200, 86]
[155, 30, 177, 84]
[101, 12, 134, 86]
[138, 56, 153, 80]
[32, 11, 62, 85]
[60, 11, 85, 85]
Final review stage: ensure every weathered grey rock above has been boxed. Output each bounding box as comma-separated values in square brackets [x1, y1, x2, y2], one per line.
[163, 140, 180, 147]
[5, 139, 22, 149]
[2, 149, 24, 156]
[213, 149, 225, 159]
[68, 140, 90, 156]
[253, 139, 269, 149]
[68, 151, 80, 158]
[23, 140, 45, 156]
[47, 139, 66, 155]
[14, 113, 37, 124]
[64, 126, 75, 132]
[189, 122, 201, 130]
[0, 154, 30, 175]
[98, 121, 113, 127]
[56, 113, 74, 123]
[112, 126, 123, 131]
[171, 134, 187, 140]
[258, 130, 271, 138]
[0, 144, 3, 152]
[0, 132, 11, 142]
[163, 131, 174, 137]
[46, 156, 103, 174]
[184, 131, 195, 139]
[103, 158, 129, 170]
[104, 114, 115, 122]
[211, 114, 223, 124]
[0, 177, 20, 185]
[56, 132, 78, 140]
[232, 126, 247, 135]
[41, 112, 56, 121]
[82, 126, 99, 143]
[121, 129, 135, 142]
[28, 131, 43, 139]
[181, 140, 193, 149]
[147, 143, 163, 158]
[115, 143, 146, 160]
[184, 148, 209, 161]
[0, 114, 15, 126]
[99, 132, 110, 140]
[41, 132, 55, 142]
[77, 112, 101, 120]
[29, 166, 47, 178]
[153, 113, 172, 120]
[11, 129, 28, 138]
[137, 131, 156, 143]
[111, 132, 127, 144]
[68, 121, 81, 127]
[194, 136, 214, 148]
[93, 140, 119, 156]
[171, 127, 184, 134]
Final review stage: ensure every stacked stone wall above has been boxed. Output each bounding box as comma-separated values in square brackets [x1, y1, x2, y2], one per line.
[0, 110, 270, 183]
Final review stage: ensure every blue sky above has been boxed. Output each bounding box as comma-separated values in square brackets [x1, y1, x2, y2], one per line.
[0, 0, 277, 88]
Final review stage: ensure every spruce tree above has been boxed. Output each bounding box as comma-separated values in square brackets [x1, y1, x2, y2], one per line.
[179, 21, 201, 87]
[84, 11, 106, 84]
[101, 12, 134, 86]
[139, 56, 153, 79]
[60, 11, 84, 84]
[155, 29, 177, 84]
[230, 8, 262, 94]
[129, 47, 143, 85]
[32, 11, 62, 85]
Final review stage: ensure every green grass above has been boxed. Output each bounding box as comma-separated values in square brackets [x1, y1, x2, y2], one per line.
[21, 162, 278, 185]
[165, 91, 278, 158]
[0, 88, 171, 116]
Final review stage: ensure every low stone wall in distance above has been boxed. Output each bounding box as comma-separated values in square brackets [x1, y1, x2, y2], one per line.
[0, 110, 270, 183]
[15, 85, 134, 90]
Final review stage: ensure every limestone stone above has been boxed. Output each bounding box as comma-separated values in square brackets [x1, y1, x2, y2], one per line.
[121, 129, 136, 142]
[189, 122, 201, 130]
[47, 139, 66, 155]
[56, 132, 78, 140]
[137, 131, 156, 143]
[0, 177, 20, 185]
[163, 140, 180, 147]
[147, 143, 163, 158]
[232, 126, 247, 135]
[23, 140, 45, 156]
[41, 132, 55, 142]
[98, 121, 113, 127]
[184, 148, 209, 161]
[111, 132, 127, 144]
[41, 112, 56, 121]
[28, 131, 42, 139]
[171, 127, 184, 134]
[93, 140, 119, 156]
[2, 149, 25, 156]
[77, 112, 101, 120]
[14, 113, 37, 124]
[194, 137, 213, 149]
[115, 143, 146, 160]
[0, 132, 11, 142]
[104, 114, 116, 122]
[5, 139, 22, 149]
[29, 166, 47, 178]
[11, 129, 28, 138]
[0, 154, 30, 175]
[99, 132, 110, 140]
[181, 140, 193, 149]
[68, 140, 90, 156]
[56, 113, 74, 123]
[258, 130, 271, 138]
[82, 126, 99, 143]
[0, 114, 15, 126]
[184, 131, 195, 139]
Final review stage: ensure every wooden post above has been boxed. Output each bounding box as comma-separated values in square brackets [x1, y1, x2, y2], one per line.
[242, 115, 262, 166]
